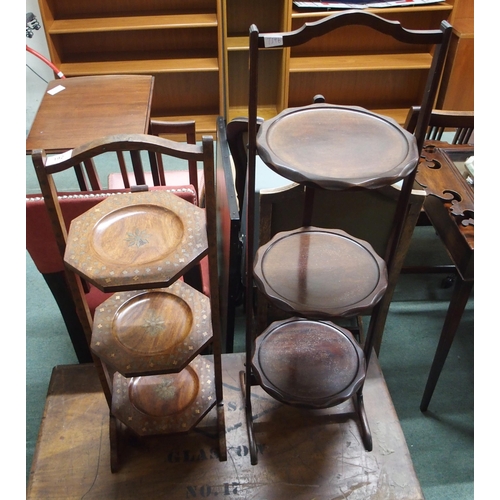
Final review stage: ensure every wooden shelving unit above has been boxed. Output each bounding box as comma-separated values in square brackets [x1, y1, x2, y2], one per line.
[38, 0, 224, 137]
[221, 0, 291, 121]
[37, 0, 472, 133]
[221, 0, 468, 125]
[437, 0, 474, 110]
[287, 2, 457, 124]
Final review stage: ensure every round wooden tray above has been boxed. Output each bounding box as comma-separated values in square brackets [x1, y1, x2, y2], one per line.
[91, 280, 213, 376]
[252, 317, 365, 409]
[64, 190, 207, 292]
[257, 103, 418, 190]
[111, 355, 215, 436]
[253, 227, 387, 318]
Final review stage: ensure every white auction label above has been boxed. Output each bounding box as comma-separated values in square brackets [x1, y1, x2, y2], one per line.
[47, 85, 65, 95]
[46, 150, 73, 166]
[263, 36, 283, 48]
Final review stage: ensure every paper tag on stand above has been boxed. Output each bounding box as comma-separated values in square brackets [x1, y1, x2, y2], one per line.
[264, 36, 283, 48]
[46, 150, 73, 166]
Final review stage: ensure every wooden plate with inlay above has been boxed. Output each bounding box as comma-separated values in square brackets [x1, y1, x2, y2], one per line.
[65, 190, 207, 292]
[91, 281, 212, 376]
[111, 355, 216, 436]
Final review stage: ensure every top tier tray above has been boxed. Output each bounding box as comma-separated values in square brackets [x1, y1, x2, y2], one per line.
[64, 190, 208, 292]
[257, 103, 418, 190]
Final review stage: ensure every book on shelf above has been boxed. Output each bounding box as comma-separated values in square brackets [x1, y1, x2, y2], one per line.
[293, 0, 445, 9]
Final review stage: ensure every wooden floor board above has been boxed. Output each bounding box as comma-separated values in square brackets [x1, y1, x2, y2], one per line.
[27, 353, 423, 499]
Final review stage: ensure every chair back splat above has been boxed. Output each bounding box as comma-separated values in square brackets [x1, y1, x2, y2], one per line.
[404, 106, 474, 145]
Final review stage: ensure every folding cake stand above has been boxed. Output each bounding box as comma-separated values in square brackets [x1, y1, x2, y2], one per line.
[65, 189, 227, 471]
[242, 102, 419, 464]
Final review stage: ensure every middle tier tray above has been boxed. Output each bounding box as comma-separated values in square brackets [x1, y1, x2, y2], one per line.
[92, 280, 213, 377]
[253, 227, 388, 318]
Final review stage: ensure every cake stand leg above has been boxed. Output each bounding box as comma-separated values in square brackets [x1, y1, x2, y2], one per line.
[109, 413, 121, 473]
[239, 369, 258, 465]
[217, 403, 228, 461]
[355, 390, 373, 451]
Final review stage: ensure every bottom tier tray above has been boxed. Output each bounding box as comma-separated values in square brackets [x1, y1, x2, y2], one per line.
[252, 318, 365, 409]
[111, 355, 216, 436]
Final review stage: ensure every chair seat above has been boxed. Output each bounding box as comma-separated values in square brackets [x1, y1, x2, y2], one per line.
[253, 227, 388, 318]
[252, 317, 365, 409]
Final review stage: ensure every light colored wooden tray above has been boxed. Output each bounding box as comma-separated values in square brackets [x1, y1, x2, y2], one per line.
[65, 190, 207, 292]
[111, 355, 215, 436]
[91, 281, 213, 376]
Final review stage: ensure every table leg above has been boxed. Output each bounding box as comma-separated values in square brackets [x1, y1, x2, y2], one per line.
[420, 277, 473, 412]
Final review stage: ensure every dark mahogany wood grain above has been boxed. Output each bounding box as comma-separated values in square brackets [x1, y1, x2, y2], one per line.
[257, 103, 418, 190]
[253, 227, 388, 318]
[252, 318, 365, 408]
[415, 144, 474, 411]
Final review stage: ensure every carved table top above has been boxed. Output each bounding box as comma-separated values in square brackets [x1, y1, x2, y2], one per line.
[415, 143, 474, 281]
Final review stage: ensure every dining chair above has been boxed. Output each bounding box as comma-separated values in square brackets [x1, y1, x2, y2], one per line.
[404, 106, 474, 145]
[107, 119, 205, 204]
[241, 10, 452, 464]
[31, 132, 226, 470]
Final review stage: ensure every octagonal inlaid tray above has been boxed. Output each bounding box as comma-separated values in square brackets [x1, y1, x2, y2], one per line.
[252, 317, 365, 409]
[64, 190, 207, 292]
[111, 355, 216, 436]
[91, 280, 213, 376]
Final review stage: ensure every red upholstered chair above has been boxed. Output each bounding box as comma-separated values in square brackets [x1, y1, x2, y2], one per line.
[26, 186, 199, 363]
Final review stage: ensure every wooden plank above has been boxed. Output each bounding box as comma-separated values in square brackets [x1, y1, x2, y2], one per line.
[60, 58, 220, 76]
[291, 4, 454, 20]
[290, 53, 432, 72]
[27, 353, 423, 499]
[49, 14, 218, 34]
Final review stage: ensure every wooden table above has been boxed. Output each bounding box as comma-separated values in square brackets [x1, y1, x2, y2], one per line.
[27, 353, 424, 499]
[414, 144, 474, 411]
[26, 75, 154, 154]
